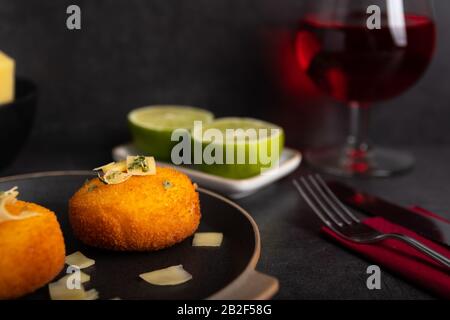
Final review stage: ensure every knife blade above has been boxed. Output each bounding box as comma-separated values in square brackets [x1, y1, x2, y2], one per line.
[328, 181, 450, 247]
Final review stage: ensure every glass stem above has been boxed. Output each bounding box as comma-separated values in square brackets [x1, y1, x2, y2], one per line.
[346, 102, 370, 153]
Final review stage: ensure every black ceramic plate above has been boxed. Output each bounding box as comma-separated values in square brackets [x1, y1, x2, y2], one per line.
[0, 171, 276, 300]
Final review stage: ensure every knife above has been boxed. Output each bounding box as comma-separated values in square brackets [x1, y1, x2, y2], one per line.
[328, 181, 450, 247]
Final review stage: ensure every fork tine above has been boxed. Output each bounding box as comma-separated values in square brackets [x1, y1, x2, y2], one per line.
[307, 175, 352, 225]
[315, 174, 360, 223]
[292, 179, 332, 228]
[300, 177, 344, 227]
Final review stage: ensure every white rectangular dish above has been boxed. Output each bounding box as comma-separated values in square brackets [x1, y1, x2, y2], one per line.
[113, 143, 301, 199]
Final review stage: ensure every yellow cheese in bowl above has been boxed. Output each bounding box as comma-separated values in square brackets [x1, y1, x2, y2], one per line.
[0, 51, 14, 105]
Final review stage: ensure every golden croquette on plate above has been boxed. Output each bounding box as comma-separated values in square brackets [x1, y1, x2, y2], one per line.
[0, 201, 66, 300]
[69, 167, 201, 251]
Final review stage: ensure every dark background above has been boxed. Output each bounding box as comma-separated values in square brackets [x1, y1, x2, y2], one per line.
[0, 0, 449, 174]
[1, 0, 449, 300]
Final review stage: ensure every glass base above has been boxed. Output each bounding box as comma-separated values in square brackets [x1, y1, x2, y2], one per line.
[305, 146, 414, 177]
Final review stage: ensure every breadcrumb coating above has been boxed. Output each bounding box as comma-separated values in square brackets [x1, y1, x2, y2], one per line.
[0, 201, 65, 299]
[69, 167, 201, 251]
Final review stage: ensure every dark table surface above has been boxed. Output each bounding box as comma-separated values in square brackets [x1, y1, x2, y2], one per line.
[242, 145, 450, 300]
[2, 143, 449, 300]
[1, 0, 450, 301]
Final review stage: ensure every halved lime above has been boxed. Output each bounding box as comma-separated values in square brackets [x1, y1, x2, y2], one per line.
[191, 117, 285, 179]
[128, 105, 214, 161]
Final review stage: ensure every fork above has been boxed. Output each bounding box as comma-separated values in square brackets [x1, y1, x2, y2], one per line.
[293, 174, 450, 269]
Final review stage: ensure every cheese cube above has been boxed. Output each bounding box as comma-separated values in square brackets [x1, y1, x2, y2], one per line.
[0, 51, 14, 105]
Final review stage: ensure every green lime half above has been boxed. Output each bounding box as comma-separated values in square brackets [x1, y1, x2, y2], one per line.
[128, 105, 214, 161]
[191, 117, 285, 179]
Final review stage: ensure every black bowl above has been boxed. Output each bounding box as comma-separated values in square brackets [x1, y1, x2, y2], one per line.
[0, 78, 37, 170]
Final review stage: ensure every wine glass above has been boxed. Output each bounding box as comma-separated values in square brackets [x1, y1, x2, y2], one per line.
[295, 0, 436, 177]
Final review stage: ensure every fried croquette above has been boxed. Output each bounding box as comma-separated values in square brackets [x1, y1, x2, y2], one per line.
[69, 167, 201, 251]
[0, 201, 65, 300]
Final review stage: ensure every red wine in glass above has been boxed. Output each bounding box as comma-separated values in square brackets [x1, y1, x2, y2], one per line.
[296, 13, 436, 104]
[294, 0, 436, 177]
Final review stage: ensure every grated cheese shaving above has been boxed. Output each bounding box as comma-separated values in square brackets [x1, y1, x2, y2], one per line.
[0, 187, 40, 224]
[126, 156, 156, 176]
[48, 281, 87, 300]
[65, 251, 96, 269]
[139, 265, 192, 286]
[192, 232, 223, 247]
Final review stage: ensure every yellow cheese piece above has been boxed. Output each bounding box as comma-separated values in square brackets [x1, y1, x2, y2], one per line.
[192, 232, 223, 247]
[0, 187, 40, 223]
[84, 289, 99, 300]
[139, 265, 192, 286]
[0, 51, 14, 105]
[65, 251, 95, 269]
[126, 156, 156, 176]
[101, 170, 131, 184]
[48, 281, 98, 300]
[48, 281, 87, 300]
[94, 160, 127, 173]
